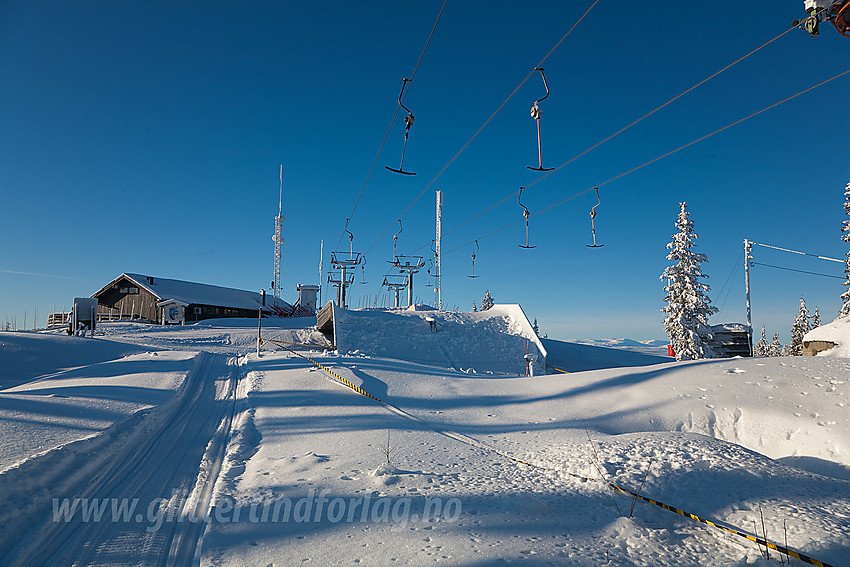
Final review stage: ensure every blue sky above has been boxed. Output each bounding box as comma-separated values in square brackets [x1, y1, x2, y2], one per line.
[1, 1, 847, 341]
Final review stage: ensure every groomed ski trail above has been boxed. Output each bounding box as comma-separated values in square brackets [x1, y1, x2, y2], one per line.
[3, 352, 241, 567]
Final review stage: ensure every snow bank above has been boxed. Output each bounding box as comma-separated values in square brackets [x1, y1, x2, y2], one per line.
[200, 350, 849, 567]
[0, 348, 197, 472]
[190, 316, 316, 329]
[0, 332, 148, 388]
[332, 304, 546, 375]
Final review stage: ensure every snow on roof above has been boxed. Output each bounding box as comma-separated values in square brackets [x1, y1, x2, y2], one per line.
[804, 314, 850, 357]
[96, 273, 291, 312]
[710, 322, 751, 333]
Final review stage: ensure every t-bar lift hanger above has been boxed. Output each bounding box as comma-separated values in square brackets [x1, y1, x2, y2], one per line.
[518, 187, 537, 249]
[386, 78, 416, 176]
[527, 68, 554, 172]
[587, 187, 604, 248]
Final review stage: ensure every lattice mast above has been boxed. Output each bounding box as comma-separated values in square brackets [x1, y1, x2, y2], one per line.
[436, 190, 442, 310]
[273, 165, 284, 301]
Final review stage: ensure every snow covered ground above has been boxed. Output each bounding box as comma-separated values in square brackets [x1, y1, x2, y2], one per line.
[566, 338, 671, 358]
[0, 313, 847, 566]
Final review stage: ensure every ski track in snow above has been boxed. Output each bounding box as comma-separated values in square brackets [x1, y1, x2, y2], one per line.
[0, 317, 848, 566]
[0, 346, 242, 566]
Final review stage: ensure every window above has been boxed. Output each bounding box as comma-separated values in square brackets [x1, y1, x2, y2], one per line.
[128, 287, 139, 294]
[119, 287, 128, 294]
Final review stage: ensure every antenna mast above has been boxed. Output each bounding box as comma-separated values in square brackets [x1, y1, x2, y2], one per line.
[436, 190, 442, 310]
[273, 165, 284, 301]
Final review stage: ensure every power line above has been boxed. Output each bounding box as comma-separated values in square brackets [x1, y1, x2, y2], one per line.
[751, 241, 844, 263]
[444, 66, 850, 255]
[364, 0, 601, 255]
[710, 259, 742, 321]
[334, 0, 449, 251]
[751, 262, 844, 279]
[430, 24, 799, 249]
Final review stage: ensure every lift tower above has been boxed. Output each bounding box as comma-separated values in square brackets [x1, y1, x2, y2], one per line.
[391, 255, 425, 308]
[381, 274, 409, 309]
[329, 251, 360, 309]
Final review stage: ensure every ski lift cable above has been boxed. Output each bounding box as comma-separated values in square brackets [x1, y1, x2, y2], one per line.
[750, 241, 844, 263]
[710, 259, 742, 322]
[364, 0, 601, 255]
[443, 67, 850, 255]
[751, 262, 844, 280]
[422, 24, 799, 252]
[334, 0, 448, 251]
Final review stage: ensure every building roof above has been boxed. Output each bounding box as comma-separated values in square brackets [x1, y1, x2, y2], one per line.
[93, 273, 291, 312]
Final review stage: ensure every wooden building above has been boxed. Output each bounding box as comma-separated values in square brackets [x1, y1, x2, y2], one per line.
[707, 323, 752, 358]
[91, 273, 294, 324]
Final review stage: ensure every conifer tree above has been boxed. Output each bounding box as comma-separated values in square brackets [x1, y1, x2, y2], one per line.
[753, 325, 768, 357]
[660, 202, 718, 360]
[810, 307, 821, 329]
[533, 318, 540, 337]
[768, 332, 782, 357]
[789, 296, 810, 356]
[472, 302, 477, 312]
[841, 181, 850, 317]
[481, 290, 494, 311]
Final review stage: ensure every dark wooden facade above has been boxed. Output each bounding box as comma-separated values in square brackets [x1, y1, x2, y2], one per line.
[707, 323, 752, 358]
[93, 274, 263, 323]
[95, 275, 160, 321]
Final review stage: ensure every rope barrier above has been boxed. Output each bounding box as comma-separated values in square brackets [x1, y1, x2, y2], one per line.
[261, 344, 838, 567]
[610, 485, 836, 567]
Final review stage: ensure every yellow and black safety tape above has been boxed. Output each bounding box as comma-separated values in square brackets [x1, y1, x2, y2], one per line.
[610, 484, 835, 567]
[282, 347, 382, 403]
[268, 343, 836, 567]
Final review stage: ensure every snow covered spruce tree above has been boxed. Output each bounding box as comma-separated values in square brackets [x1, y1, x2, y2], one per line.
[481, 290, 494, 311]
[810, 306, 821, 329]
[753, 326, 768, 357]
[661, 202, 718, 360]
[788, 296, 810, 356]
[842, 181, 850, 317]
[769, 332, 783, 356]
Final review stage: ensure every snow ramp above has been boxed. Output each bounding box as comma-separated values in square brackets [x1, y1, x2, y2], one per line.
[330, 304, 546, 375]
